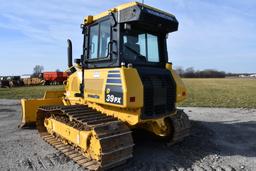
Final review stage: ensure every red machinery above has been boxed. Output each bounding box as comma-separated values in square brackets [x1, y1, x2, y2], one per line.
[43, 72, 69, 85]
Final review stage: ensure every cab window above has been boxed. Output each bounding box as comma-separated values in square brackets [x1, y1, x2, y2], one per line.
[89, 24, 99, 59]
[123, 31, 160, 63]
[89, 20, 111, 59]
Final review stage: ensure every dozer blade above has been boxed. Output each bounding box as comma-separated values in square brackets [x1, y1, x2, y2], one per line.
[19, 91, 64, 128]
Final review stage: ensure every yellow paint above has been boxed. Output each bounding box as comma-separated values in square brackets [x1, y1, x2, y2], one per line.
[44, 118, 91, 152]
[44, 118, 102, 161]
[166, 63, 187, 102]
[88, 131, 101, 160]
[43, 91, 65, 99]
[64, 69, 82, 99]
[20, 95, 64, 126]
[122, 68, 143, 108]
[74, 67, 143, 109]
[85, 15, 93, 24]
[87, 102, 140, 126]
[62, 67, 143, 125]
[138, 116, 174, 137]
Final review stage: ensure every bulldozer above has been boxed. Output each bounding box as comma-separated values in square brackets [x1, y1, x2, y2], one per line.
[20, 2, 190, 170]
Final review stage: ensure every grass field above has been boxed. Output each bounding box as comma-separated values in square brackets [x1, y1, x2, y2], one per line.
[0, 78, 255, 108]
[180, 78, 256, 108]
[0, 85, 64, 99]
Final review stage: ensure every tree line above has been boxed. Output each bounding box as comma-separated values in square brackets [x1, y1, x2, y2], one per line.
[175, 67, 226, 78]
[32, 65, 62, 77]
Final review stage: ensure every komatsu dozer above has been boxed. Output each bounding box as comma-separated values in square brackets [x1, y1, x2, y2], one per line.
[20, 2, 190, 170]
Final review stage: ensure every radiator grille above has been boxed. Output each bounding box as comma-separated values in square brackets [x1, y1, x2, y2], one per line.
[137, 68, 176, 119]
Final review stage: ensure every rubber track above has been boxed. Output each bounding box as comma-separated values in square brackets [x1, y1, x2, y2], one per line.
[36, 105, 134, 171]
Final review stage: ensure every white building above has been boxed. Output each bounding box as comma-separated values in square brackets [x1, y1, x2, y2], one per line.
[249, 74, 256, 78]
[21, 74, 31, 79]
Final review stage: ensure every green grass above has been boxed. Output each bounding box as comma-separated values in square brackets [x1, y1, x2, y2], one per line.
[0, 78, 255, 108]
[180, 78, 256, 108]
[0, 85, 64, 99]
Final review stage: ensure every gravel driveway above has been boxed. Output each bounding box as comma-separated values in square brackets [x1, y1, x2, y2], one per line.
[0, 99, 255, 171]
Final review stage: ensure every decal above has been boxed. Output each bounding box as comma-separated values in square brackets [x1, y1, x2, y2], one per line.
[106, 94, 122, 104]
[93, 71, 100, 78]
[105, 85, 123, 105]
[107, 79, 122, 84]
[108, 70, 120, 73]
[145, 8, 175, 21]
[88, 94, 100, 99]
[107, 74, 120, 78]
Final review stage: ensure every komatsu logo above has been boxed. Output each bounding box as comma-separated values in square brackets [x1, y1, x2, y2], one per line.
[145, 8, 175, 21]
[106, 88, 111, 94]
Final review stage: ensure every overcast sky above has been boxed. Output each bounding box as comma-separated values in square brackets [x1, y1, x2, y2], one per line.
[0, 0, 255, 75]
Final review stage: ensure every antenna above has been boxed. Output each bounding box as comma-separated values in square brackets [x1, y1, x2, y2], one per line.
[142, 0, 144, 5]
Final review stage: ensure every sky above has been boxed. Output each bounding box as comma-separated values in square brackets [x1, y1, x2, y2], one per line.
[0, 0, 255, 75]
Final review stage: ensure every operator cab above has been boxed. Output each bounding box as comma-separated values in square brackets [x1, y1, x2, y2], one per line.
[78, 2, 179, 119]
[81, 2, 178, 69]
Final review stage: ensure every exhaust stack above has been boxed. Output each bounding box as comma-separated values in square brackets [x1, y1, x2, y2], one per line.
[67, 39, 76, 73]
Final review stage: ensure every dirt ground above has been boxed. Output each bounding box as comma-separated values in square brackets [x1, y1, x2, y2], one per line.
[0, 99, 255, 171]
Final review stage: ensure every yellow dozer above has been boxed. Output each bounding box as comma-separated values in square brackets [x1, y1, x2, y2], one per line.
[20, 2, 190, 170]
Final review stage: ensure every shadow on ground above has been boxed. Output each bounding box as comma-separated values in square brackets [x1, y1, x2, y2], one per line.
[113, 120, 256, 170]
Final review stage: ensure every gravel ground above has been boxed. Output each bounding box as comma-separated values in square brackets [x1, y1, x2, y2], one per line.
[0, 99, 255, 171]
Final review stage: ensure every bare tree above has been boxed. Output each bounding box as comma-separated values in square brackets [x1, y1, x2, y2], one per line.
[33, 65, 44, 77]
[174, 66, 184, 76]
[183, 67, 195, 78]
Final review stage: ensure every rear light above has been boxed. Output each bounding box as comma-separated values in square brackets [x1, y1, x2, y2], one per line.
[130, 97, 135, 102]
[182, 91, 186, 96]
